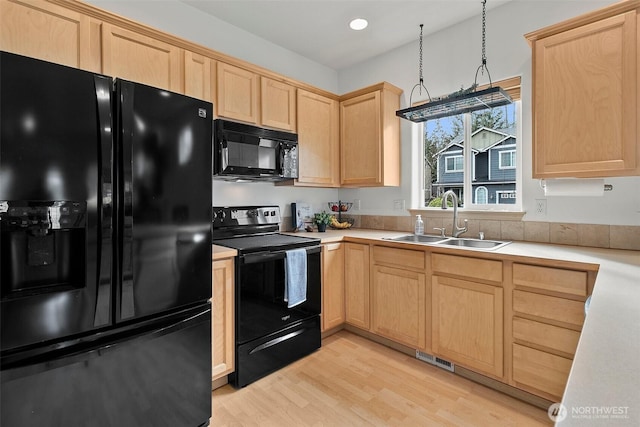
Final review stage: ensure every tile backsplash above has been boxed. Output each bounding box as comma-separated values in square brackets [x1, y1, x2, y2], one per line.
[284, 214, 640, 251]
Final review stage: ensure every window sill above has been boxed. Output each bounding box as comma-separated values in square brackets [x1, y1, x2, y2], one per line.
[408, 208, 525, 222]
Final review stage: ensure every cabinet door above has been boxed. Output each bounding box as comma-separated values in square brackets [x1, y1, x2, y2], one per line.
[261, 77, 296, 131]
[371, 265, 426, 349]
[432, 275, 503, 379]
[321, 243, 345, 331]
[212, 259, 234, 380]
[295, 89, 340, 187]
[531, 10, 638, 177]
[102, 23, 182, 92]
[0, 0, 101, 72]
[216, 62, 258, 124]
[340, 91, 381, 186]
[344, 243, 370, 330]
[184, 51, 213, 102]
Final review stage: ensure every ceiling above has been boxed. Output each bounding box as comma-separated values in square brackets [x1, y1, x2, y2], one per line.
[182, 0, 511, 70]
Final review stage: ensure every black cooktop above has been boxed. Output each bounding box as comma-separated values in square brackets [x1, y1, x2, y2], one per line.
[212, 233, 319, 253]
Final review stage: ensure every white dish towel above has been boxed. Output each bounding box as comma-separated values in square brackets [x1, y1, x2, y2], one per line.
[284, 248, 307, 308]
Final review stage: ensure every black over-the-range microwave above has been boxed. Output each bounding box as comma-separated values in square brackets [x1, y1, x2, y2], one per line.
[212, 119, 298, 182]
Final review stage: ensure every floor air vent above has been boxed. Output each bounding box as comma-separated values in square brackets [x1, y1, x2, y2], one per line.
[416, 350, 455, 372]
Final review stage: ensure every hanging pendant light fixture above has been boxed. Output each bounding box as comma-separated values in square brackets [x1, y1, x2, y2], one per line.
[396, 0, 512, 123]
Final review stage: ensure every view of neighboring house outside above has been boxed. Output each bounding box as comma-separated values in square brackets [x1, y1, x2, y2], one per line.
[434, 127, 517, 205]
[423, 102, 519, 208]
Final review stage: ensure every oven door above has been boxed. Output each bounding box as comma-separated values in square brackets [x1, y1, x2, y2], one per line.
[235, 246, 321, 345]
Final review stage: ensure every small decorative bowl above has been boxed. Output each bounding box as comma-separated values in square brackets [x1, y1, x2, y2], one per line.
[328, 202, 352, 213]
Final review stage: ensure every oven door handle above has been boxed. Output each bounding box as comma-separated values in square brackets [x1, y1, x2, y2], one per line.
[249, 328, 307, 355]
[240, 245, 321, 265]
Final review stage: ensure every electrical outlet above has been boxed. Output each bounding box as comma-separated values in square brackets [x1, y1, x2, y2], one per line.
[353, 199, 361, 211]
[393, 199, 405, 210]
[535, 199, 547, 215]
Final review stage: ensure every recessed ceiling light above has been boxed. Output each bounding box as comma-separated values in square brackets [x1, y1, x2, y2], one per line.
[349, 18, 368, 31]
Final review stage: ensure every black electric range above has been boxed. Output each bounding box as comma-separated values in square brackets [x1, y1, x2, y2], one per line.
[212, 206, 322, 388]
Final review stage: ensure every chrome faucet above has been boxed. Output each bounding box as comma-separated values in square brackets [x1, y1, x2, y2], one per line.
[441, 190, 468, 238]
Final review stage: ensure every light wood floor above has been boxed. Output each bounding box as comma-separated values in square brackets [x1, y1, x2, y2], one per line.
[211, 331, 552, 426]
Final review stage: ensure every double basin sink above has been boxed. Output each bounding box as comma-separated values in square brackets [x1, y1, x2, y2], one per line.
[383, 234, 511, 251]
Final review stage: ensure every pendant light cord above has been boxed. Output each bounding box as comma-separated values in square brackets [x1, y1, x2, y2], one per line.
[419, 24, 424, 87]
[410, 24, 431, 105]
[474, 0, 493, 88]
[481, 0, 486, 66]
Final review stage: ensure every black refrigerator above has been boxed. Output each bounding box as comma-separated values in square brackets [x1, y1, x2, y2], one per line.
[0, 51, 213, 427]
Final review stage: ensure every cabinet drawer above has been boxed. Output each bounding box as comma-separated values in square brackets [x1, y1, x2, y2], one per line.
[513, 317, 580, 357]
[513, 343, 572, 400]
[513, 290, 585, 328]
[373, 246, 425, 270]
[513, 263, 588, 297]
[432, 253, 502, 284]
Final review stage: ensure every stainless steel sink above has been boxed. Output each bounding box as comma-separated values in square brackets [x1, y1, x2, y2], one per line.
[383, 234, 448, 244]
[435, 238, 511, 250]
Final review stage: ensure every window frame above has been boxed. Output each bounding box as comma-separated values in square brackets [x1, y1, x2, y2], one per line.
[444, 154, 464, 173]
[498, 149, 516, 170]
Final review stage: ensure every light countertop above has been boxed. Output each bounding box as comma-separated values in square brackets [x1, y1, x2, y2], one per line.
[212, 244, 236, 260]
[290, 228, 640, 425]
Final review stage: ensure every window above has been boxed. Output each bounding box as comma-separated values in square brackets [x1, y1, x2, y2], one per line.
[499, 150, 516, 169]
[475, 186, 488, 204]
[496, 190, 516, 204]
[445, 155, 463, 172]
[422, 77, 521, 210]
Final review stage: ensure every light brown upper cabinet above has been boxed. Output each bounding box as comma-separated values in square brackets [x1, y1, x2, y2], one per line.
[184, 51, 214, 103]
[526, 2, 640, 178]
[261, 77, 296, 131]
[0, 0, 101, 72]
[295, 89, 340, 187]
[340, 82, 402, 187]
[216, 62, 259, 124]
[102, 23, 182, 92]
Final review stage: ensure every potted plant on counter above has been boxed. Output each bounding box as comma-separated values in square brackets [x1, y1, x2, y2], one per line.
[313, 211, 333, 232]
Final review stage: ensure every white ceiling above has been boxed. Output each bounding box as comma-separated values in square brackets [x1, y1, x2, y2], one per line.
[182, 0, 512, 70]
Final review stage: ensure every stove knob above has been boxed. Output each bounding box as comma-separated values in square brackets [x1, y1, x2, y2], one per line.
[246, 209, 257, 218]
[215, 210, 226, 221]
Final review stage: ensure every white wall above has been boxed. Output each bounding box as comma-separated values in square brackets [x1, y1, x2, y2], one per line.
[337, 0, 640, 226]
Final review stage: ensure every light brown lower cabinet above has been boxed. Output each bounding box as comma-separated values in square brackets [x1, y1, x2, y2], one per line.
[321, 243, 345, 331]
[370, 245, 427, 349]
[371, 265, 426, 349]
[512, 343, 573, 400]
[509, 262, 593, 401]
[432, 275, 504, 379]
[212, 258, 234, 382]
[344, 242, 370, 330]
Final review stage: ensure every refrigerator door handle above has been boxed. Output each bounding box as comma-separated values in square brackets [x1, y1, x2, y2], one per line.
[118, 80, 136, 320]
[94, 75, 114, 327]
